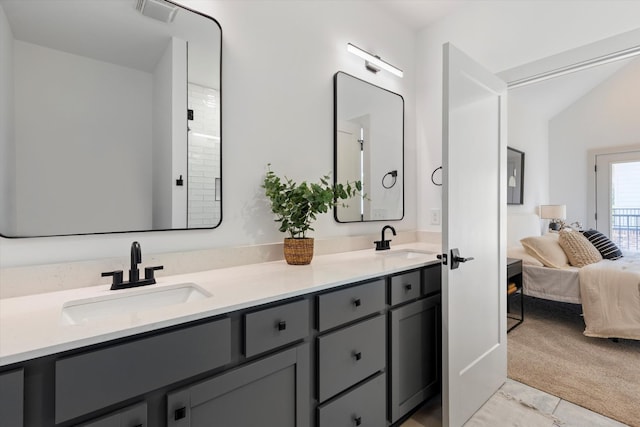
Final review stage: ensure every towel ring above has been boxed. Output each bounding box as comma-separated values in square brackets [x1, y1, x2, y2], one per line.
[382, 170, 398, 189]
[431, 166, 442, 186]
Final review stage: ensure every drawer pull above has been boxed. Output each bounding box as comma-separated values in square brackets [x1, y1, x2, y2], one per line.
[174, 407, 186, 420]
[352, 298, 362, 307]
[354, 415, 362, 426]
[277, 320, 287, 331]
[353, 351, 362, 361]
[404, 283, 413, 291]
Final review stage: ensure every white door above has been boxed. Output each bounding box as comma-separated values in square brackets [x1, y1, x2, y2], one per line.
[336, 120, 364, 221]
[595, 149, 640, 252]
[442, 43, 507, 427]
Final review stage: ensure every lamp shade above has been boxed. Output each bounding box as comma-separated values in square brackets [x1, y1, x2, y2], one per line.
[539, 204, 566, 220]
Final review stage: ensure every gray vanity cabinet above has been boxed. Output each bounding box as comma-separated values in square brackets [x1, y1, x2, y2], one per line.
[388, 293, 440, 423]
[6, 262, 441, 427]
[166, 343, 310, 427]
[55, 318, 231, 424]
[0, 368, 24, 427]
[77, 402, 147, 427]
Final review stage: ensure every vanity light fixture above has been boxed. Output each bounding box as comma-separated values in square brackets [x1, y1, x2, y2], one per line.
[347, 43, 403, 78]
[136, 0, 179, 23]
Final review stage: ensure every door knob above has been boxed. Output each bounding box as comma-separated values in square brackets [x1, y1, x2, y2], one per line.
[450, 248, 474, 270]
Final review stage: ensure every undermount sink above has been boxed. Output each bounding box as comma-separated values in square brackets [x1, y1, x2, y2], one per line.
[61, 282, 211, 325]
[378, 249, 438, 259]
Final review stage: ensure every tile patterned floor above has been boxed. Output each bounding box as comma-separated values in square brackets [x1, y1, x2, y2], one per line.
[403, 379, 630, 426]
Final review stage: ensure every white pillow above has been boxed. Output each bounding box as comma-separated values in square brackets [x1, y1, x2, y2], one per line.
[520, 234, 570, 268]
[507, 246, 544, 267]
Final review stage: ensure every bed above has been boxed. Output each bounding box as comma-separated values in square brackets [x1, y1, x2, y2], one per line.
[507, 213, 640, 340]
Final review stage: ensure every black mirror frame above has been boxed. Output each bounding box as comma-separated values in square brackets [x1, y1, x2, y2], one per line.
[332, 71, 405, 223]
[507, 147, 525, 205]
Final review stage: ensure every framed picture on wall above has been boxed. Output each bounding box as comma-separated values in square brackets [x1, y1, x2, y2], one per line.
[507, 147, 524, 205]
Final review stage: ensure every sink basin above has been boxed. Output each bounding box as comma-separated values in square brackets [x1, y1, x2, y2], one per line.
[379, 249, 438, 259]
[61, 282, 211, 325]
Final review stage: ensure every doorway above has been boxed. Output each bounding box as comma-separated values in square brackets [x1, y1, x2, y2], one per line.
[594, 149, 640, 253]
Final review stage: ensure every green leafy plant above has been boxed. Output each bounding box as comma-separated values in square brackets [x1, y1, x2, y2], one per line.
[263, 164, 362, 239]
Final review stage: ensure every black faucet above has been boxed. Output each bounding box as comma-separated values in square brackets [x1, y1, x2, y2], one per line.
[102, 241, 163, 290]
[374, 225, 396, 251]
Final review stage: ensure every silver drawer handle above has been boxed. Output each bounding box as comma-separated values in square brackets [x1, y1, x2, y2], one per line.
[405, 283, 412, 291]
[277, 320, 287, 331]
[353, 351, 362, 361]
[352, 298, 361, 307]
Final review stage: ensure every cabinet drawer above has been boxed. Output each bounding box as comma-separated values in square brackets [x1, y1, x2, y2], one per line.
[318, 372, 386, 427]
[55, 318, 230, 424]
[317, 315, 385, 401]
[0, 368, 23, 427]
[79, 402, 147, 427]
[318, 279, 385, 331]
[244, 299, 309, 358]
[422, 264, 441, 295]
[389, 270, 421, 306]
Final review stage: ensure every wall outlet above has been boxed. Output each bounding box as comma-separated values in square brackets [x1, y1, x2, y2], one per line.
[430, 209, 441, 225]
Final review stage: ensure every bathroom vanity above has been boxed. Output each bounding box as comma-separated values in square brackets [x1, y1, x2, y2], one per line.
[0, 246, 441, 427]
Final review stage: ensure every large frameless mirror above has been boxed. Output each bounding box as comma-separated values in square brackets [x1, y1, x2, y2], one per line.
[333, 72, 404, 222]
[0, 0, 221, 237]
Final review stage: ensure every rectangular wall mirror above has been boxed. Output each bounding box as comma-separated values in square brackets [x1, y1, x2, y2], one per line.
[507, 147, 524, 205]
[333, 72, 404, 222]
[0, 0, 221, 237]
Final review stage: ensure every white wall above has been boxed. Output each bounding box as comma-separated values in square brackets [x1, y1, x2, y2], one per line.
[507, 99, 549, 214]
[549, 58, 640, 226]
[187, 83, 221, 227]
[0, 5, 16, 235]
[152, 40, 174, 230]
[171, 38, 188, 229]
[416, 0, 640, 231]
[0, 0, 416, 267]
[152, 37, 188, 230]
[13, 41, 153, 236]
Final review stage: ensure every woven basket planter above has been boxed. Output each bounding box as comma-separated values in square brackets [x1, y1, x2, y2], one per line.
[283, 238, 314, 265]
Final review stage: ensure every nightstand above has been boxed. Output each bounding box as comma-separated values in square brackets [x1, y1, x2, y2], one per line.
[507, 258, 524, 332]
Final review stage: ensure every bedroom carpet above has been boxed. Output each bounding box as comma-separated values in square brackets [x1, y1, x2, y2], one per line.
[507, 296, 640, 427]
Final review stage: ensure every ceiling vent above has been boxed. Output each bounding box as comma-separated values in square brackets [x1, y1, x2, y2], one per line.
[135, 0, 179, 23]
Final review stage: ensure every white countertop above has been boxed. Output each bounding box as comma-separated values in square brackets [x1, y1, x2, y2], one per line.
[0, 243, 440, 367]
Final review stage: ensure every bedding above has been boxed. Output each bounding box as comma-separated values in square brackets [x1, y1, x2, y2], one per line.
[579, 255, 640, 340]
[506, 213, 640, 340]
[520, 254, 640, 340]
[522, 264, 581, 304]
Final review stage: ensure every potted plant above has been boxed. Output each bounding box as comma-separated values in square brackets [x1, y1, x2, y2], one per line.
[262, 164, 362, 265]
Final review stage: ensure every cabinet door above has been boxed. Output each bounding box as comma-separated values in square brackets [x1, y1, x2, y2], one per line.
[167, 343, 310, 427]
[78, 402, 147, 427]
[0, 368, 23, 427]
[389, 295, 440, 423]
